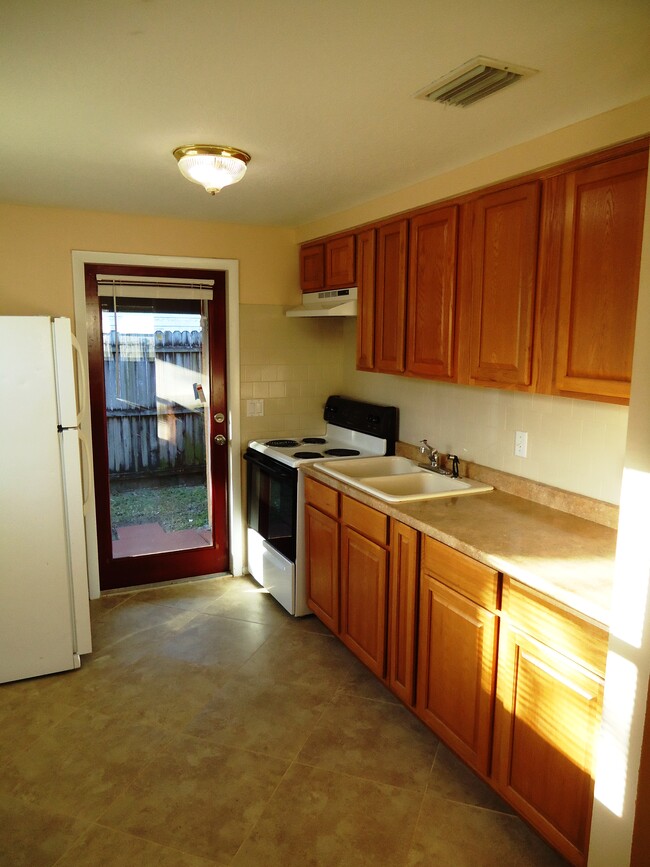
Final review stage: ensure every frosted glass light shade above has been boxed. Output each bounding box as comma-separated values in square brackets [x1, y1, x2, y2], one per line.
[173, 145, 251, 195]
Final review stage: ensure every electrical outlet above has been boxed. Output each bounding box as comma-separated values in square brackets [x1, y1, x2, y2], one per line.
[514, 430, 528, 458]
[246, 399, 264, 417]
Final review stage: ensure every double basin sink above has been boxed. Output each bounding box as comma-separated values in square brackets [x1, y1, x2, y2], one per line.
[314, 455, 493, 503]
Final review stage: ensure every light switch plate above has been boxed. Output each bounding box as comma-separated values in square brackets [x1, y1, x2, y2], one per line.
[247, 399, 264, 417]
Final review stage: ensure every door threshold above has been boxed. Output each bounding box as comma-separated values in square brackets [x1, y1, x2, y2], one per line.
[99, 572, 233, 597]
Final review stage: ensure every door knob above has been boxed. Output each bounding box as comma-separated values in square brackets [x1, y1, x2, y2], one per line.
[214, 434, 226, 446]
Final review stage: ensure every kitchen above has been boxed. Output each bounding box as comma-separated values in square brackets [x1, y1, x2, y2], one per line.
[1, 1, 650, 865]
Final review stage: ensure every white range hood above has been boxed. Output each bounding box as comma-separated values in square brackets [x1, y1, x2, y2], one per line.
[286, 287, 357, 318]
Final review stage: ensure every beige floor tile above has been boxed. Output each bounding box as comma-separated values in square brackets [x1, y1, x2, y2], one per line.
[297, 692, 438, 791]
[184, 671, 332, 759]
[285, 612, 335, 635]
[236, 628, 358, 690]
[4, 708, 169, 823]
[0, 792, 89, 867]
[0, 687, 77, 760]
[55, 824, 219, 866]
[124, 575, 234, 613]
[428, 742, 515, 813]
[407, 793, 570, 866]
[90, 597, 201, 657]
[232, 761, 422, 867]
[200, 576, 291, 626]
[336, 654, 401, 704]
[84, 654, 223, 729]
[99, 733, 290, 864]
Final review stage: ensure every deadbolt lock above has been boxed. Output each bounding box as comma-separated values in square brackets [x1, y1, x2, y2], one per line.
[214, 412, 225, 423]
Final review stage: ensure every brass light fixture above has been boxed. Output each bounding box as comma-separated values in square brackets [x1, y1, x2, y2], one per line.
[173, 144, 251, 195]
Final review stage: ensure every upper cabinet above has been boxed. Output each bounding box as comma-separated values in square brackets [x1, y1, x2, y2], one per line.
[299, 137, 648, 404]
[459, 181, 541, 389]
[356, 228, 377, 371]
[299, 233, 356, 292]
[374, 219, 409, 374]
[406, 205, 459, 381]
[552, 149, 648, 402]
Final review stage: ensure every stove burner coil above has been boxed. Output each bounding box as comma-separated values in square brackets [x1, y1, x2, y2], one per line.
[323, 448, 361, 457]
[293, 450, 323, 459]
[265, 439, 300, 447]
[302, 437, 327, 444]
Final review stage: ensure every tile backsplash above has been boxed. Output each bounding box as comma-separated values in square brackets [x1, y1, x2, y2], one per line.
[239, 305, 346, 444]
[237, 308, 628, 505]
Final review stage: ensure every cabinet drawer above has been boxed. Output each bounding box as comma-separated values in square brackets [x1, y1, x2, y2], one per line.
[505, 578, 608, 676]
[341, 495, 388, 546]
[304, 477, 339, 518]
[422, 535, 499, 610]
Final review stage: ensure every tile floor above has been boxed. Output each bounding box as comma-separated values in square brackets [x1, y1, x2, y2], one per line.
[0, 575, 570, 866]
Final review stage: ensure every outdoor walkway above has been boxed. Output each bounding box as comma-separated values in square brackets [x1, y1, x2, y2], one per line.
[112, 522, 212, 557]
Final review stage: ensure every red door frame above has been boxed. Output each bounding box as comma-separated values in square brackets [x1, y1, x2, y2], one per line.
[84, 263, 229, 590]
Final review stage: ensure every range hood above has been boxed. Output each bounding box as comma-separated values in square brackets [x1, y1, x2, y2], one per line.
[286, 287, 357, 318]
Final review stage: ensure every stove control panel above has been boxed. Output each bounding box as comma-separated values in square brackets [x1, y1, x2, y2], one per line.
[324, 395, 398, 448]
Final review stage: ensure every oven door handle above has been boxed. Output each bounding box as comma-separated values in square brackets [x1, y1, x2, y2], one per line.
[243, 448, 297, 479]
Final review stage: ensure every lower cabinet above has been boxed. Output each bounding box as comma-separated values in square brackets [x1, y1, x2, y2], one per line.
[340, 497, 389, 677]
[492, 580, 606, 867]
[304, 478, 606, 866]
[416, 536, 499, 776]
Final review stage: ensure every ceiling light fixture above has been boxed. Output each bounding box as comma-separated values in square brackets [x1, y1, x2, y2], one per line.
[173, 144, 251, 195]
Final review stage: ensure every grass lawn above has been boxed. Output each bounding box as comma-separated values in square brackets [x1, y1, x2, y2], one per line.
[110, 482, 209, 536]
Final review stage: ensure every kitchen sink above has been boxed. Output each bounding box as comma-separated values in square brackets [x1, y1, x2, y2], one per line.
[314, 456, 493, 502]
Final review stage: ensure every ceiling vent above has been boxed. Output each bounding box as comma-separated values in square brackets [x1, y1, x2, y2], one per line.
[415, 56, 537, 107]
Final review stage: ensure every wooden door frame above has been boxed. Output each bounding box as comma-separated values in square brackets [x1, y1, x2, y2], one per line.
[72, 250, 243, 598]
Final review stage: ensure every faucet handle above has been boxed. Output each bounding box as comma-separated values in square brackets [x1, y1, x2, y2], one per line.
[447, 454, 460, 478]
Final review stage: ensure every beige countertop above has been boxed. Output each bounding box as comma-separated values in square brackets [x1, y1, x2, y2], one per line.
[302, 465, 617, 628]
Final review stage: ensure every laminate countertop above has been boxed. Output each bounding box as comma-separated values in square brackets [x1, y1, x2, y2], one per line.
[302, 465, 617, 629]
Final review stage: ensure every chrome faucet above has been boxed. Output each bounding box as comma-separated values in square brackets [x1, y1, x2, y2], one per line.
[419, 439, 439, 469]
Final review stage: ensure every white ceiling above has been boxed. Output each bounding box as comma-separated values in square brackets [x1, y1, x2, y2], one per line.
[1, 0, 649, 227]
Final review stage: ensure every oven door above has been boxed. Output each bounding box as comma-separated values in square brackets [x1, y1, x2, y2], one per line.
[244, 449, 297, 562]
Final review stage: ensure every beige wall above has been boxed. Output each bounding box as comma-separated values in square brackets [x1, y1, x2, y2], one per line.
[297, 96, 650, 242]
[0, 204, 299, 322]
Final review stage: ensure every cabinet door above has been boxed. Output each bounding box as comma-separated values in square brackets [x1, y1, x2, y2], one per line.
[388, 521, 419, 705]
[493, 626, 604, 865]
[326, 235, 356, 289]
[462, 182, 540, 387]
[356, 228, 376, 371]
[300, 243, 325, 292]
[554, 150, 648, 402]
[305, 504, 339, 633]
[416, 573, 498, 775]
[374, 219, 408, 373]
[340, 525, 388, 677]
[406, 205, 459, 380]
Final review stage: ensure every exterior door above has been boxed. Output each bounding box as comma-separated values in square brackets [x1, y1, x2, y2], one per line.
[85, 264, 229, 590]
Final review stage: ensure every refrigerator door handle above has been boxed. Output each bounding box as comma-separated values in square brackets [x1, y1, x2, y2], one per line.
[78, 429, 94, 514]
[70, 332, 87, 423]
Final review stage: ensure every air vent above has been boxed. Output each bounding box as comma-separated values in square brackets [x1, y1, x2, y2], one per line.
[415, 56, 537, 107]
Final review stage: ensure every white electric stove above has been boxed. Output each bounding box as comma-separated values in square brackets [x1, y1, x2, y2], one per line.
[244, 396, 398, 615]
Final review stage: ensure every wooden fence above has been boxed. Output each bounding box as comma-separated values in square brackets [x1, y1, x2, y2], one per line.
[103, 330, 207, 477]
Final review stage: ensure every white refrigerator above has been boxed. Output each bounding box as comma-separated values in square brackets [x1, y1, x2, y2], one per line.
[0, 316, 92, 683]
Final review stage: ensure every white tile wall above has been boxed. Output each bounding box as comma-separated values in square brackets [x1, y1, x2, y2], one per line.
[237, 310, 628, 504]
[339, 320, 628, 505]
[239, 305, 346, 443]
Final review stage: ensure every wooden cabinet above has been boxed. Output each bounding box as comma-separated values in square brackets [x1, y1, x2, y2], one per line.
[416, 536, 500, 775]
[406, 204, 459, 381]
[374, 219, 408, 373]
[300, 234, 356, 292]
[388, 521, 419, 705]
[339, 496, 389, 677]
[300, 243, 325, 292]
[356, 228, 376, 371]
[305, 478, 340, 632]
[553, 149, 648, 402]
[459, 181, 541, 388]
[493, 580, 607, 866]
